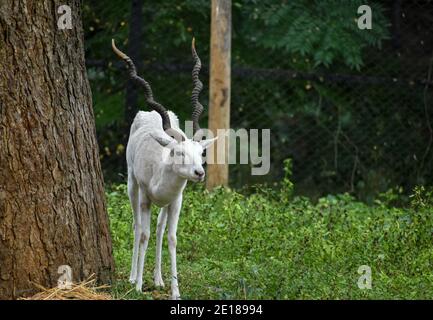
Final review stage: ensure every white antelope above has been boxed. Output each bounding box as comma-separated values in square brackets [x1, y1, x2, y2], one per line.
[112, 38, 216, 299]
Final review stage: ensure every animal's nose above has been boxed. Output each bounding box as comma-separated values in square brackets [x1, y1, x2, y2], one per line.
[194, 170, 205, 178]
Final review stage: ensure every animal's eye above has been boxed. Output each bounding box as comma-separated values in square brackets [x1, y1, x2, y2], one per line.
[175, 151, 184, 157]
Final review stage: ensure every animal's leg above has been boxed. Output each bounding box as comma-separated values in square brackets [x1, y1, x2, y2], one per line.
[154, 207, 168, 288]
[167, 195, 182, 300]
[135, 190, 151, 292]
[127, 174, 140, 284]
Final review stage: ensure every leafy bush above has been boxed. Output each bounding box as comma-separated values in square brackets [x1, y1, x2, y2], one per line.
[107, 182, 433, 299]
[240, 0, 389, 70]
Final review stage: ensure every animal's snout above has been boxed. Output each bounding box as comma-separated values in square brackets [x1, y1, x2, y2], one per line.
[194, 170, 205, 178]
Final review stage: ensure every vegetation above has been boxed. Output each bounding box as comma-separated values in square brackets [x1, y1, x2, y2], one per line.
[107, 162, 433, 299]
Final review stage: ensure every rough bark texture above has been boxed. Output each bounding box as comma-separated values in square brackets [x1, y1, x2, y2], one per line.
[0, 0, 114, 299]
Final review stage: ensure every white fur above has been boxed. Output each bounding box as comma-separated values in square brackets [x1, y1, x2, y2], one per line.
[127, 110, 215, 300]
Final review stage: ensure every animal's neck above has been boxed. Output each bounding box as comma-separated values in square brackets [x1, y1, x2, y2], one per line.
[153, 163, 187, 199]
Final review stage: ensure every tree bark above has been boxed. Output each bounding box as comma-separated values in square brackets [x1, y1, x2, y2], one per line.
[0, 0, 114, 299]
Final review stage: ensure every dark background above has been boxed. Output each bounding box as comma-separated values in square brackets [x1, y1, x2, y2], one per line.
[83, 0, 433, 203]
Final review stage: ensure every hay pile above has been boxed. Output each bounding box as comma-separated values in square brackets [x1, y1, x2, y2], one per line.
[23, 275, 112, 300]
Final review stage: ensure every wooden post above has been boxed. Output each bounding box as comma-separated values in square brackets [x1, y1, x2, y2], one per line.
[207, 0, 231, 190]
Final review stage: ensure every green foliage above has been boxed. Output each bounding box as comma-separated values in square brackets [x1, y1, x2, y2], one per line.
[281, 158, 294, 200]
[84, 0, 389, 70]
[410, 186, 433, 210]
[239, 0, 389, 70]
[107, 183, 433, 299]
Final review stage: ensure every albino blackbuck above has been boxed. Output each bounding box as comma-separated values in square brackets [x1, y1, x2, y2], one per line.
[112, 38, 216, 299]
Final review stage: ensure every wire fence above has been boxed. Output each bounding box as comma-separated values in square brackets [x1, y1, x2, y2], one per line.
[84, 0, 433, 201]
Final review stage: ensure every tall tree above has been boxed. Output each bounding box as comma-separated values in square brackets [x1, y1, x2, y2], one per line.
[0, 0, 114, 299]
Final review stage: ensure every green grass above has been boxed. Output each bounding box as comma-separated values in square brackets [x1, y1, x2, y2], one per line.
[106, 182, 433, 300]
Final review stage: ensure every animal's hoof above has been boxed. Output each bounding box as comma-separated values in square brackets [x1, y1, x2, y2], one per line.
[154, 278, 165, 288]
[135, 282, 143, 293]
[171, 289, 181, 300]
[129, 277, 136, 284]
[154, 273, 165, 288]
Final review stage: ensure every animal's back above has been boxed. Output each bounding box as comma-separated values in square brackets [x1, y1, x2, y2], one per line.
[130, 110, 180, 135]
[126, 110, 180, 179]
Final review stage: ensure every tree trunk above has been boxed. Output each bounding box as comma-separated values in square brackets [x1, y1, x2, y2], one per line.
[0, 0, 114, 299]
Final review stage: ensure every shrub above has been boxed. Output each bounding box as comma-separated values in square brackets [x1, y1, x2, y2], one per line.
[107, 183, 433, 299]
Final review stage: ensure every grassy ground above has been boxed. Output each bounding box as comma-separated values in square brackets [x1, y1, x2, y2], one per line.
[106, 181, 433, 300]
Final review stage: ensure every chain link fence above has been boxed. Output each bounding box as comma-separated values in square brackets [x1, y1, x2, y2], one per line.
[84, 0, 433, 202]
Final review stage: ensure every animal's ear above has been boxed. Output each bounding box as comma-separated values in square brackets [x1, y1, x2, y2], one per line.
[199, 137, 218, 149]
[150, 132, 175, 147]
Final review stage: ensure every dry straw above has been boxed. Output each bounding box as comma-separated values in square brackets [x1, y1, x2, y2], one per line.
[22, 274, 112, 300]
